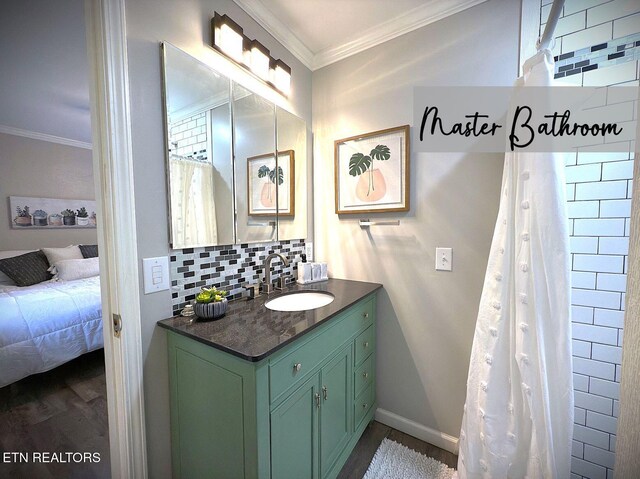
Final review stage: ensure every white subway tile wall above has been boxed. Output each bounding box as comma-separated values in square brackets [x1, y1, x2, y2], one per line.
[538, 1, 639, 476]
[169, 111, 209, 160]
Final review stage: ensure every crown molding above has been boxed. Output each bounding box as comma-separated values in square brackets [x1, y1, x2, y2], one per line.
[232, 0, 314, 69]
[312, 0, 489, 70]
[233, 0, 488, 71]
[0, 124, 92, 149]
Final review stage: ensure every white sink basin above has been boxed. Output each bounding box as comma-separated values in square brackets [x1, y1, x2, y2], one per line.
[265, 291, 335, 312]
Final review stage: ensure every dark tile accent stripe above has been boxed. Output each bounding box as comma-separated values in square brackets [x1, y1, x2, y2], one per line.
[553, 33, 640, 79]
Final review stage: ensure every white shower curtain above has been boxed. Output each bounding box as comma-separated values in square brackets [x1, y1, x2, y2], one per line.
[456, 50, 573, 478]
[170, 156, 218, 246]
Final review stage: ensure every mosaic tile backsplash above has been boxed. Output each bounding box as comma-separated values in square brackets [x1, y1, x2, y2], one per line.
[553, 32, 640, 80]
[170, 239, 306, 315]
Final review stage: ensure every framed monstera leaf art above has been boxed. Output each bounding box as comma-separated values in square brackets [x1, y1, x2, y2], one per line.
[334, 125, 410, 214]
[247, 150, 295, 217]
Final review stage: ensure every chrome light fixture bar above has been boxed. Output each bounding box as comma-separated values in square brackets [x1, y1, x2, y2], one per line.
[212, 12, 292, 96]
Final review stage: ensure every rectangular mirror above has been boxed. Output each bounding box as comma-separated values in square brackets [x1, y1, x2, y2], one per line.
[161, 43, 235, 248]
[276, 107, 307, 241]
[233, 83, 277, 243]
[162, 43, 309, 248]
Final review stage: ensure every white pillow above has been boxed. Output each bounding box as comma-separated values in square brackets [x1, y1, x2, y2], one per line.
[42, 245, 83, 267]
[0, 250, 36, 286]
[51, 257, 100, 281]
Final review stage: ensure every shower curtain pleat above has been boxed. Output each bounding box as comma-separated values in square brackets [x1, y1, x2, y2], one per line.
[455, 50, 573, 479]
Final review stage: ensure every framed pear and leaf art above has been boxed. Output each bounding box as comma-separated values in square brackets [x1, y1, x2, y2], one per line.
[334, 125, 410, 214]
[247, 150, 295, 217]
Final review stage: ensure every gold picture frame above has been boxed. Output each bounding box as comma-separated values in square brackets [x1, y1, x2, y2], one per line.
[334, 125, 410, 214]
[247, 150, 295, 217]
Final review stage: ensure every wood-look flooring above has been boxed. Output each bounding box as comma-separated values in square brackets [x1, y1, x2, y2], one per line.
[0, 350, 110, 479]
[0, 350, 455, 479]
[338, 420, 458, 478]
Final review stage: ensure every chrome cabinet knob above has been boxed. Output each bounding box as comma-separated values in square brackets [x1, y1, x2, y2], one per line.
[293, 363, 302, 372]
[363, 341, 369, 348]
[363, 312, 369, 318]
[363, 403, 368, 409]
[363, 372, 369, 379]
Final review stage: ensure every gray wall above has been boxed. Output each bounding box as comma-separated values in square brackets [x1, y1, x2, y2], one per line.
[0, 133, 97, 250]
[123, 1, 312, 476]
[0, 0, 90, 144]
[312, 0, 520, 441]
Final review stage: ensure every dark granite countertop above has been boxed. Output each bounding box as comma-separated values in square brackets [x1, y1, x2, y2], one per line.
[157, 278, 382, 362]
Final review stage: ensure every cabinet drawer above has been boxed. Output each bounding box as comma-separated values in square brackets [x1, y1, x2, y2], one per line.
[270, 297, 374, 404]
[359, 299, 375, 330]
[354, 382, 375, 429]
[354, 354, 374, 397]
[354, 325, 375, 367]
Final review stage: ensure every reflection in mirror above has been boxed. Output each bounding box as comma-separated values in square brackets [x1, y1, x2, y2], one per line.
[276, 108, 307, 241]
[162, 43, 234, 248]
[233, 83, 277, 243]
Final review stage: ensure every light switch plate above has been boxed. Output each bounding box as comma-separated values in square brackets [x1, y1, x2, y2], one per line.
[435, 247, 452, 271]
[143, 256, 170, 294]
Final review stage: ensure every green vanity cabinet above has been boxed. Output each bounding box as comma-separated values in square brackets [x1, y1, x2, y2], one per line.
[319, 345, 352, 477]
[166, 293, 377, 479]
[271, 374, 319, 479]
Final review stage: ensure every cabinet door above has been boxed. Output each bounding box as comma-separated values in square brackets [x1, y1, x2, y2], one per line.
[172, 347, 245, 479]
[271, 375, 319, 479]
[320, 346, 352, 478]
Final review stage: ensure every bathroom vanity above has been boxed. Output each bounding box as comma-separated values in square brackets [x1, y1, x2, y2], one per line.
[157, 279, 381, 479]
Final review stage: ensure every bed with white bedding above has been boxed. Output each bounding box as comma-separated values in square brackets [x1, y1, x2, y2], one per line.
[0, 276, 103, 387]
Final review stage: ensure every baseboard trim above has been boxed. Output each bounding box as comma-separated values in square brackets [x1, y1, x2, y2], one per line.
[375, 408, 459, 455]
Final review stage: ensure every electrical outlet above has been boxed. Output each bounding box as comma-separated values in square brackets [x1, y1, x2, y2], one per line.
[305, 242, 313, 262]
[435, 247, 452, 271]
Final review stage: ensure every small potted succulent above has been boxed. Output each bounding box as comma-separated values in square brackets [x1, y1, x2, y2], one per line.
[48, 213, 63, 226]
[193, 287, 228, 320]
[32, 209, 48, 226]
[61, 209, 76, 226]
[76, 207, 89, 226]
[14, 206, 32, 226]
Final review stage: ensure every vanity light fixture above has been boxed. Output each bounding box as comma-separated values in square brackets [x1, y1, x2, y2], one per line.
[212, 13, 244, 63]
[273, 59, 292, 95]
[250, 40, 271, 81]
[211, 12, 292, 96]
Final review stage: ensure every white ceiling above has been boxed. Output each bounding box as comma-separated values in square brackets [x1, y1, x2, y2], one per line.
[233, 0, 488, 70]
[0, 0, 91, 146]
[263, 0, 430, 53]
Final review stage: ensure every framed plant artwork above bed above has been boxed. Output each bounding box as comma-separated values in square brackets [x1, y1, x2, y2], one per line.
[334, 125, 410, 214]
[8, 196, 97, 229]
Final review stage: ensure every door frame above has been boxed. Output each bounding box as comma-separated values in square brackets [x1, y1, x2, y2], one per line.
[85, 0, 148, 477]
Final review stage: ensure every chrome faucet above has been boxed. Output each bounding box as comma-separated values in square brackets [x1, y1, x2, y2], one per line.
[262, 253, 289, 294]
